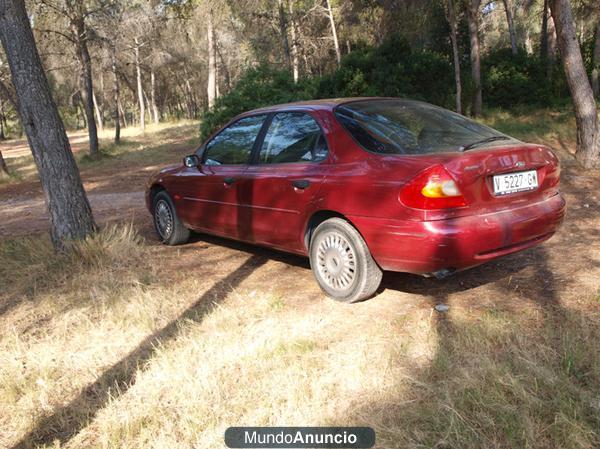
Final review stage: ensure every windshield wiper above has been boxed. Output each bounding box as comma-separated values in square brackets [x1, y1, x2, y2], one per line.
[460, 136, 509, 151]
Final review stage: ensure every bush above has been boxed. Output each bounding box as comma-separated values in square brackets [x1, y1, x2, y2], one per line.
[316, 34, 454, 106]
[482, 48, 568, 108]
[199, 65, 316, 140]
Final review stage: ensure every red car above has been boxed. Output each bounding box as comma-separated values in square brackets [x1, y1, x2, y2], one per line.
[146, 98, 565, 302]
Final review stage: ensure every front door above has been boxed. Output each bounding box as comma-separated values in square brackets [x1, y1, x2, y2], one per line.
[176, 114, 268, 238]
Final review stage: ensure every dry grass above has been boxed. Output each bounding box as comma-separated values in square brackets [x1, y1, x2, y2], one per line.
[0, 223, 598, 449]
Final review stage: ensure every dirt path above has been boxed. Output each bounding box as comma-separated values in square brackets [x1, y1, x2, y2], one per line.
[0, 191, 146, 237]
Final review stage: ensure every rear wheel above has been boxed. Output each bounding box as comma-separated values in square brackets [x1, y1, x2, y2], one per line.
[309, 218, 382, 302]
[153, 191, 190, 245]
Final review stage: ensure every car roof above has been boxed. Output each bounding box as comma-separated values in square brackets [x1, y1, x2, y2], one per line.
[238, 97, 403, 115]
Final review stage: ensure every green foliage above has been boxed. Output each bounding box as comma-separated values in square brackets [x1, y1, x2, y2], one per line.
[482, 48, 568, 108]
[201, 34, 455, 140]
[200, 35, 578, 141]
[316, 34, 454, 106]
[199, 65, 316, 140]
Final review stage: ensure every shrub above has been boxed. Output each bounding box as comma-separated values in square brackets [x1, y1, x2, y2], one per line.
[316, 34, 454, 106]
[199, 65, 316, 140]
[481, 48, 568, 108]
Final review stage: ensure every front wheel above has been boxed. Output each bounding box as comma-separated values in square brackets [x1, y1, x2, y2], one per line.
[309, 218, 382, 303]
[153, 191, 190, 245]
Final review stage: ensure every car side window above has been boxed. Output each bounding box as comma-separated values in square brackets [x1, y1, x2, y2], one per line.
[203, 115, 267, 165]
[258, 112, 328, 164]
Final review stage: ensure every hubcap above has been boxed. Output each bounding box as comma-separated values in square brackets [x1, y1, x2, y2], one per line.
[154, 199, 173, 240]
[316, 232, 357, 291]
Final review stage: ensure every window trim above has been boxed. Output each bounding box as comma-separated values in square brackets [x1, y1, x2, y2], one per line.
[249, 110, 330, 166]
[199, 113, 270, 166]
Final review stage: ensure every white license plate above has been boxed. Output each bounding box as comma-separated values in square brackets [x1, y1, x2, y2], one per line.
[493, 170, 538, 196]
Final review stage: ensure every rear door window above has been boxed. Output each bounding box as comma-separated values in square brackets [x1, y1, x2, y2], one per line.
[258, 112, 328, 164]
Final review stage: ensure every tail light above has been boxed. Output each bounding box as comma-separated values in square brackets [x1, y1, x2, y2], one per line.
[399, 165, 467, 209]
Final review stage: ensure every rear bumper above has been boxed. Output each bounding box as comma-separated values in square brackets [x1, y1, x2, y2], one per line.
[350, 193, 566, 274]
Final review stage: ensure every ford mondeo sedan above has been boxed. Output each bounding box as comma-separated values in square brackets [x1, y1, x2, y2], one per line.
[146, 98, 565, 302]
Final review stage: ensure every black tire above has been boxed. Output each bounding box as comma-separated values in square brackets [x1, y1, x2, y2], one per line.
[152, 191, 190, 245]
[309, 217, 382, 303]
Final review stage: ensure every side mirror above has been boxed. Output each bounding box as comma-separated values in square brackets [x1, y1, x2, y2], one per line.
[183, 154, 200, 168]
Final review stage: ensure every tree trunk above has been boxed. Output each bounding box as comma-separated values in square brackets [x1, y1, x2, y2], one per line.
[207, 10, 216, 109]
[216, 44, 231, 90]
[73, 19, 99, 156]
[119, 100, 127, 128]
[111, 46, 120, 143]
[277, 0, 292, 71]
[445, 0, 462, 114]
[92, 89, 103, 132]
[0, 0, 96, 248]
[150, 67, 159, 124]
[551, 0, 599, 168]
[467, 0, 482, 117]
[325, 0, 341, 66]
[502, 0, 518, 55]
[134, 37, 145, 131]
[592, 22, 600, 97]
[0, 99, 5, 140]
[289, 0, 300, 82]
[541, 0, 549, 59]
[0, 149, 8, 177]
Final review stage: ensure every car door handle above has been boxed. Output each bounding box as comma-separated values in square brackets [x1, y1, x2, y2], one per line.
[292, 179, 310, 190]
[223, 177, 236, 185]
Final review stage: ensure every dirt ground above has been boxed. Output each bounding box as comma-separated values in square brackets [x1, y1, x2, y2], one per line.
[1, 126, 598, 309]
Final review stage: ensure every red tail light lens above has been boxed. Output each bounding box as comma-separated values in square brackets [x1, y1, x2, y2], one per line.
[399, 165, 467, 209]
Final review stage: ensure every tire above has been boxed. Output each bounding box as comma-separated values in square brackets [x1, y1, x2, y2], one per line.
[152, 191, 190, 245]
[309, 217, 382, 303]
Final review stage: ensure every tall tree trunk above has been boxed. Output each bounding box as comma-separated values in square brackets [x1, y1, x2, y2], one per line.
[551, 0, 600, 168]
[289, 0, 300, 82]
[73, 19, 99, 156]
[277, 0, 292, 71]
[134, 37, 145, 131]
[92, 89, 103, 132]
[111, 45, 120, 143]
[502, 0, 518, 54]
[542, 0, 558, 78]
[0, 99, 5, 140]
[118, 100, 127, 128]
[467, 0, 482, 117]
[541, 0, 550, 59]
[0, 149, 8, 177]
[207, 10, 216, 108]
[445, 0, 462, 114]
[150, 67, 159, 124]
[592, 22, 600, 97]
[325, 0, 341, 66]
[0, 0, 95, 248]
[216, 44, 231, 90]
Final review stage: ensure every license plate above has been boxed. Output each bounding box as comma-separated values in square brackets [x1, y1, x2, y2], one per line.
[493, 170, 538, 196]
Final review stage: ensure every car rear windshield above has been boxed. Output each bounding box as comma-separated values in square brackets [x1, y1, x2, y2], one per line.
[335, 99, 516, 155]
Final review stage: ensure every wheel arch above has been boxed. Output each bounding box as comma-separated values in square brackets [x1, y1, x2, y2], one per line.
[304, 210, 354, 250]
[148, 183, 167, 212]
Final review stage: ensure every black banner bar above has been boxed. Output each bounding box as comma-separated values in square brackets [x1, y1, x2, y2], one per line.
[224, 427, 375, 448]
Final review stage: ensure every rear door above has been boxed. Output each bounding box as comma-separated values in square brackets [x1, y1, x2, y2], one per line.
[237, 111, 329, 252]
[176, 114, 268, 237]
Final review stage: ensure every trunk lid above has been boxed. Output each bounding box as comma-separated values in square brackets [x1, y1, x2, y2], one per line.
[439, 143, 561, 215]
